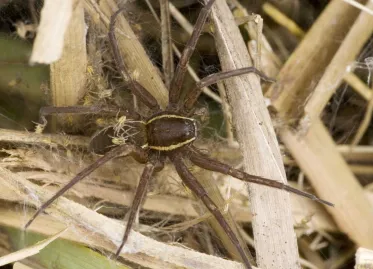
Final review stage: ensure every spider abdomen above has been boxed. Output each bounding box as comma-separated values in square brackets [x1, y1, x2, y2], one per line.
[146, 114, 197, 151]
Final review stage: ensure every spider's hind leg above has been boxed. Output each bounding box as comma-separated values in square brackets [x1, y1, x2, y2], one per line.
[188, 146, 333, 207]
[169, 151, 253, 269]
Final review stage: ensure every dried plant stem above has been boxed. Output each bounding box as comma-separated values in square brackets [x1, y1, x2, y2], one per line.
[0, 167, 249, 269]
[266, 0, 366, 120]
[169, 2, 193, 34]
[0, 146, 339, 232]
[0, 128, 89, 148]
[30, 0, 75, 64]
[160, 0, 174, 87]
[302, 0, 373, 128]
[280, 120, 373, 248]
[208, 0, 300, 268]
[84, 0, 169, 108]
[166, 2, 222, 103]
[229, 0, 282, 77]
[351, 95, 373, 146]
[216, 82, 236, 147]
[344, 73, 372, 101]
[262, 3, 305, 38]
[50, 0, 87, 108]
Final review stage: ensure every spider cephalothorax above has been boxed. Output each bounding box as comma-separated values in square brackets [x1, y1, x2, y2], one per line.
[145, 113, 197, 151]
[25, 1, 333, 268]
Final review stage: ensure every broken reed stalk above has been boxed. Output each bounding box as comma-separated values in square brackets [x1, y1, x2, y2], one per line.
[84, 0, 168, 108]
[301, 0, 373, 129]
[0, 167, 249, 269]
[266, 0, 373, 248]
[0, 144, 339, 232]
[208, 0, 300, 268]
[50, 0, 87, 108]
[266, 0, 367, 120]
[159, 0, 174, 87]
[0, 128, 89, 148]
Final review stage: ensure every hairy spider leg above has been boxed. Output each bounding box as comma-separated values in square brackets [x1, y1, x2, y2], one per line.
[182, 67, 276, 113]
[109, 8, 160, 111]
[189, 147, 334, 207]
[168, 0, 217, 108]
[170, 151, 253, 269]
[115, 162, 155, 257]
[38, 105, 140, 126]
[24, 144, 139, 229]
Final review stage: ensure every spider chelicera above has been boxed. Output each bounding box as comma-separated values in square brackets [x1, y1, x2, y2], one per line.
[24, 1, 333, 268]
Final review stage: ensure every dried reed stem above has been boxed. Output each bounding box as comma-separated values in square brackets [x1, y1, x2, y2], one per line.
[302, 0, 373, 128]
[266, 0, 366, 120]
[0, 167, 249, 269]
[50, 0, 87, 107]
[84, 0, 169, 108]
[208, 0, 300, 267]
[281, 120, 373, 248]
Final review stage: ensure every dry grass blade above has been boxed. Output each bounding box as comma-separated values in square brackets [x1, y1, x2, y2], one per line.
[0, 229, 67, 266]
[208, 0, 299, 267]
[0, 167, 252, 269]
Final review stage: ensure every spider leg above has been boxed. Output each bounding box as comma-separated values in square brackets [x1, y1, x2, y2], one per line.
[38, 105, 140, 130]
[188, 146, 334, 207]
[168, 0, 216, 108]
[169, 151, 252, 269]
[182, 67, 275, 113]
[109, 9, 160, 111]
[115, 161, 156, 257]
[24, 144, 138, 229]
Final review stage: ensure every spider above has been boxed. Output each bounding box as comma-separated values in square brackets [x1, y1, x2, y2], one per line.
[24, 1, 333, 268]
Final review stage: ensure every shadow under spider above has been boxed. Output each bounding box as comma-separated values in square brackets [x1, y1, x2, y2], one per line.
[24, 1, 334, 268]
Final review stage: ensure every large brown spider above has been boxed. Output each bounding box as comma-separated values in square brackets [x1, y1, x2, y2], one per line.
[25, 1, 333, 268]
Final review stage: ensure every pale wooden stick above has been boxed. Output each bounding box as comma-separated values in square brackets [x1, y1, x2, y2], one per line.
[0, 128, 89, 148]
[30, 0, 75, 64]
[351, 96, 373, 146]
[160, 0, 174, 87]
[280, 119, 373, 248]
[262, 3, 305, 38]
[0, 167, 249, 269]
[302, 0, 373, 128]
[344, 73, 372, 101]
[266, 0, 364, 119]
[50, 0, 87, 108]
[208, 0, 300, 268]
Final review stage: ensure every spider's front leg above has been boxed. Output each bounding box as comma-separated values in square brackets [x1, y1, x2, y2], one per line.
[168, 0, 217, 109]
[169, 151, 253, 269]
[109, 9, 160, 112]
[37, 105, 140, 133]
[24, 144, 140, 229]
[181, 67, 275, 114]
